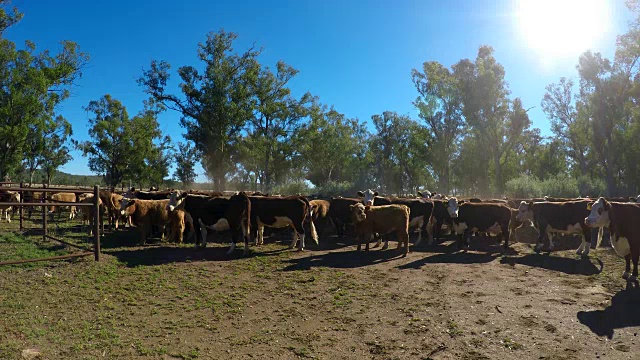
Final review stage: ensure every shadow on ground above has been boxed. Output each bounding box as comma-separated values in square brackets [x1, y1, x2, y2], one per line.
[577, 283, 640, 339]
[499, 253, 603, 275]
[282, 246, 406, 271]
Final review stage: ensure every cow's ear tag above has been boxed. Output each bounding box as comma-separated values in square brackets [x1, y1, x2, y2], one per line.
[587, 203, 592, 210]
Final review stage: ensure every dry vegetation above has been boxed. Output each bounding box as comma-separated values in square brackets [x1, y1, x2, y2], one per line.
[0, 210, 639, 359]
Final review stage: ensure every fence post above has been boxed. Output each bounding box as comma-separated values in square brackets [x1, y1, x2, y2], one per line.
[19, 182, 23, 232]
[42, 184, 47, 242]
[93, 185, 101, 262]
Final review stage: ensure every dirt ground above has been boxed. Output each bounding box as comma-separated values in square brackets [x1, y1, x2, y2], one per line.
[0, 216, 639, 359]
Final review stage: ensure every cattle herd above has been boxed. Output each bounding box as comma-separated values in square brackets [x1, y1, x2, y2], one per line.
[1, 187, 639, 287]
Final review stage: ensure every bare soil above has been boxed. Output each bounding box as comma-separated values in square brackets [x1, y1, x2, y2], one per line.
[0, 216, 639, 359]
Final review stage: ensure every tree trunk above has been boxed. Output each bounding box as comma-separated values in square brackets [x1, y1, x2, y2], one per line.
[494, 153, 503, 197]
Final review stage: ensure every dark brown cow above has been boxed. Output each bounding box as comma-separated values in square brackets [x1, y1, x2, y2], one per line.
[167, 191, 251, 254]
[516, 200, 593, 255]
[327, 197, 361, 239]
[126, 187, 173, 200]
[350, 203, 410, 256]
[387, 198, 434, 246]
[585, 197, 640, 282]
[446, 198, 512, 249]
[430, 199, 454, 242]
[249, 196, 317, 251]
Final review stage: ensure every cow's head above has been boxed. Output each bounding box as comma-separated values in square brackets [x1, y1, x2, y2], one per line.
[167, 191, 188, 212]
[417, 190, 432, 199]
[585, 197, 610, 228]
[357, 189, 378, 206]
[119, 197, 135, 216]
[432, 193, 444, 200]
[516, 201, 534, 222]
[446, 197, 459, 218]
[350, 203, 369, 223]
[8, 192, 20, 203]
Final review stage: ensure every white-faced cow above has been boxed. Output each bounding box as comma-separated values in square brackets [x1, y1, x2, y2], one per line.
[516, 200, 593, 256]
[0, 191, 20, 223]
[249, 196, 317, 251]
[167, 191, 251, 254]
[446, 197, 512, 249]
[585, 197, 640, 282]
[350, 203, 410, 256]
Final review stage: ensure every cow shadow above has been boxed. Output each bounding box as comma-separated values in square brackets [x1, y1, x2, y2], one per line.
[577, 283, 640, 339]
[499, 253, 603, 275]
[282, 248, 405, 271]
[106, 244, 290, 267]
[397, 250, 502, 270]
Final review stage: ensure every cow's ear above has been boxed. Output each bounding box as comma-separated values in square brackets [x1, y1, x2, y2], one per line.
[527, 201, 533, 209]
[373, 191, 379, 197]
[587, 202, 593, 210]
[357, 191, 364, 197]
[180, 192, 188, 199]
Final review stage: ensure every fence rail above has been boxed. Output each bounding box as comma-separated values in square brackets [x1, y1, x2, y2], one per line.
[0, 184, 101, 265]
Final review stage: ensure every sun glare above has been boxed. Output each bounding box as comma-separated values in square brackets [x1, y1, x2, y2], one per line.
[516, 0, 611, 64]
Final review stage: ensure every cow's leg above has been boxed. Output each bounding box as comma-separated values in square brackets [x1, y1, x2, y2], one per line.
[502, 224, 510, 249]
[623, 254, 631, 280]
[356, 233, 362, 251]
[546, 232, 555, 252]
[534, 223, 545, 253]
[242, 221, 249, 255]
[399, 231, 409, 257]
[372, 233, 382, 248]
[198, 219, 208, 248]
[365, 232, 371, 252]
[226, 231, 237, 255]
[630, 250, 639, 282]
[258, 225, 265, 245]
[414, 227, 423, 246]
[381, 233, 389, 250]
[139, 224, 148, 245]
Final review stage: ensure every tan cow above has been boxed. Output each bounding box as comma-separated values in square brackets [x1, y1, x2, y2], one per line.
[0, 191, 20, 223]
[350, 203, 410, 256]
[168, 209, 195, 244]
[77, 194, 103, 236]
[49, 192, 77, 220]
[119, 198, 171, 245]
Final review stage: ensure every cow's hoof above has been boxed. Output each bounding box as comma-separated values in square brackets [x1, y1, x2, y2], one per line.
[534, 246, 542, 254]
[623, 271, 631, 280]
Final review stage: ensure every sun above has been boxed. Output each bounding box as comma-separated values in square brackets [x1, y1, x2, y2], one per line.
[516, 0, 611, 63]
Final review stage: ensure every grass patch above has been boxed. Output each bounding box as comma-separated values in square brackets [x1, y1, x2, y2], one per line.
[446, 320, 462, 337]
[0, 232, 70, 266]
[501, 337, 524, 350]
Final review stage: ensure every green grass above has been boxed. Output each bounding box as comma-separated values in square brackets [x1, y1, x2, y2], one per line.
[0, 232, 71, 265]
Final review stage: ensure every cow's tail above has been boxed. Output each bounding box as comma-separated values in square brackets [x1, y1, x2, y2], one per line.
[310, 217, 318, 245]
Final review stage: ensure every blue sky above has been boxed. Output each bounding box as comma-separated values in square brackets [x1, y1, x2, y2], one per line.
[4, 0, 634, 182]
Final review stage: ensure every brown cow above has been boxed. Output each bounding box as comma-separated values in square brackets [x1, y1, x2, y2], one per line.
[446, 198, 512, 249]
[168, 208, 195, 244]
[250, 196, 317, 251]
[585, 197, 640, 282]
[119, 198, 171, 245]
[77, 194, 103, 236]
[350, 203, 410, 256]
[516, 200, 593, 255]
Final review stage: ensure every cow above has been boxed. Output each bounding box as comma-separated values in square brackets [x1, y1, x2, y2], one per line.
[309, 199, 333, 236]
[167, 191, 251, 254]
[446, 197, 512, 249]
[357, 189, 380, 206]
[388, 198, 434, 246]
[417, 190, 433, 199]
[125, 187, 172, 200]
[327, 197, 361, 239]
[250, 196, 318, 251]
[119, 197, 171, 245]
[77, 194, 103, 236]
[0, 191, 20, 223]
[585, 197, 640, 282]
[48, 192, 77, 220]
[167, 208, 195, 244]
[430, 199, 454, 242]
[350, 203, 410, 256]
[516, 200, 593, 255]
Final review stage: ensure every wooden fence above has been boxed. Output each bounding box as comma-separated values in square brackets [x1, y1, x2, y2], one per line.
[0, 184, 101, 265]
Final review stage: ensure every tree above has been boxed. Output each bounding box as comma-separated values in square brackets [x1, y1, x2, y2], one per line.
[293, 103, 369, 186]
[453, 46, 531, 196]
[40, 116, 73, 185]
[139, 30, 260, 190]
[0, 2, 88, 180]
[248, 61, 313, 191]
[541, 77, 590, 175]
[369, 111, 430, 194]
[173, 142, 198, 187]
[76, 95, 169, 189]
[412, 61, 463, 194]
